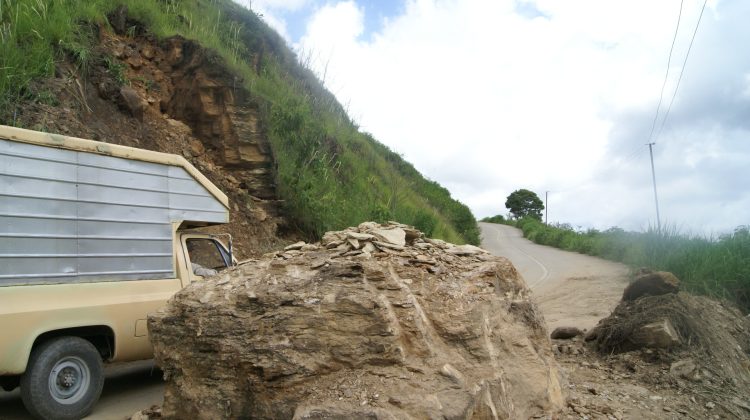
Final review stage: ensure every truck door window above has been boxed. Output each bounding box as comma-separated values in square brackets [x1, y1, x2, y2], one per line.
[186, 239, 228, 276]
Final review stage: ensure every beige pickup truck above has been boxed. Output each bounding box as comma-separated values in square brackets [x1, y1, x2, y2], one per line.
[0, 125, 235, 419]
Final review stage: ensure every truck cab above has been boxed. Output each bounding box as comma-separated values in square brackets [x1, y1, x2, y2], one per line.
[0, 125, 234, 419]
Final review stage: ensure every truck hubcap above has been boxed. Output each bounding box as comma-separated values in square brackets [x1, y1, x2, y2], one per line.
[49, 357, 90, 404]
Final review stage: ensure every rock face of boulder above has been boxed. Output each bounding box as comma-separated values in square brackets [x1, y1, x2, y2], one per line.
[149, 222, 564, 419]
[622, 270, 680, 301]
[550, 326, 584, 340]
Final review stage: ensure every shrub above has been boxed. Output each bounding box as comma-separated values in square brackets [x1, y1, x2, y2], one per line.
[481, 214, 506, 224]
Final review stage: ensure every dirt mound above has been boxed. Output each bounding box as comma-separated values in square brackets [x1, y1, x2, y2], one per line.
[586, 275, 750, 417]
[592, 292, 750, 357]
[148, 222, 565, 419]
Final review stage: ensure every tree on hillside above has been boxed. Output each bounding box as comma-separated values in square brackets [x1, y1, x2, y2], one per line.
[505, 189, 544, 220]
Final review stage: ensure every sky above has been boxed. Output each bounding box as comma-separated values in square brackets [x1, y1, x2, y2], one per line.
[238, 0, 748, 235]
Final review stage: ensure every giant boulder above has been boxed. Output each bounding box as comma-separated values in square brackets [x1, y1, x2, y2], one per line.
[149, 222, 565, 419]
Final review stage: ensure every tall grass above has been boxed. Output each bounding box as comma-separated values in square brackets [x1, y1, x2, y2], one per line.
[0, 0, 479, 244]
[505, 217, 750, 311]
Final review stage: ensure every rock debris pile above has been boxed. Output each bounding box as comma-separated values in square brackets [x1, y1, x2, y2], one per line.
[552, 269, 750, 419]
[149, 222, 565, 419]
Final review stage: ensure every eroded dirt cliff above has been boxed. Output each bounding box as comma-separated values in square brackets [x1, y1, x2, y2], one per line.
[14, 9, 282, 257]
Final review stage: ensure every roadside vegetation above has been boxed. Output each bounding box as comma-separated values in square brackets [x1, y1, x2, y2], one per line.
[0, 0, 479, 244]
[483, 215, 750, 312]
[480, 215, 506, 224]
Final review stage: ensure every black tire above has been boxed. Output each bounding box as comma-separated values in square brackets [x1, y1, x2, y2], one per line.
[20, 337, 104, 420]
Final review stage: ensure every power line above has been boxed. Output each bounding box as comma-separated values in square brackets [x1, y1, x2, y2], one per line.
[620, 144, 649, 165]
[522, 3, 709, 229]
[655, 0, 709, 140]
[643, 0, 707, 231]
[548, 148, 647, 195]
[648, 0, 684, 142]
[647, 142, 662, 231]
[533, 1, 705, 213]
[544, 137, 657, 197]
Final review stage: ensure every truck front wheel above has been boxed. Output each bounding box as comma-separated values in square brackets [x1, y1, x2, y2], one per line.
[20, 337, 104, 420]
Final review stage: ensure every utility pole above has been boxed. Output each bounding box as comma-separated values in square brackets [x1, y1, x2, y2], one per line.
[647, 142, 662, 232]
[545, 191, 548, 225]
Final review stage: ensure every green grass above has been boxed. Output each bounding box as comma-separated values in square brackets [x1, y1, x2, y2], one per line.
[500, 217, 750, 311]
[0, 0, 479, 244]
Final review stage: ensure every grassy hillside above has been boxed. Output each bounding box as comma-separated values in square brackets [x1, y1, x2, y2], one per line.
[0, 0, 479, 244]
[488, 217, 750, 312]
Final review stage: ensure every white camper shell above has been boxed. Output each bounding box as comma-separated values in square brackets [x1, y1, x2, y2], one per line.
[0, 125, 234, 420]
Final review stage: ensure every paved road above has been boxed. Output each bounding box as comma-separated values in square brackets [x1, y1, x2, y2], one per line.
[0, 360, 163, 420]
[480, 222, 630, 331]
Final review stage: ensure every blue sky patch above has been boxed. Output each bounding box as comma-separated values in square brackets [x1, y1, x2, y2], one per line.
[514, 1, 549, 20]
[358, 0, 406, 41]
[272, 0, 406, 43]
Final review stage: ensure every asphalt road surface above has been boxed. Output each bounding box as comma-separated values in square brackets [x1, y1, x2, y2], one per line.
[479, 222, 630, 331]
[0, 360, 163, 420]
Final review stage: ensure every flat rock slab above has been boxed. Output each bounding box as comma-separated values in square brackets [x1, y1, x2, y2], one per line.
[368, 227, 406, 247]
[633, 319, 681, 348]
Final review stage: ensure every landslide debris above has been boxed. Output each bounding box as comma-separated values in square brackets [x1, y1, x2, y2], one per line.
[148, 222, 565, 419]
[561, 270, 750, 419]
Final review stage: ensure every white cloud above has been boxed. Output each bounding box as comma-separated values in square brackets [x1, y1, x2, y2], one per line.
[235, 0, 300, 43]
[292, 0, 748, 234]
[251, 0, 310, 11]
[296, 1, 364, 78]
